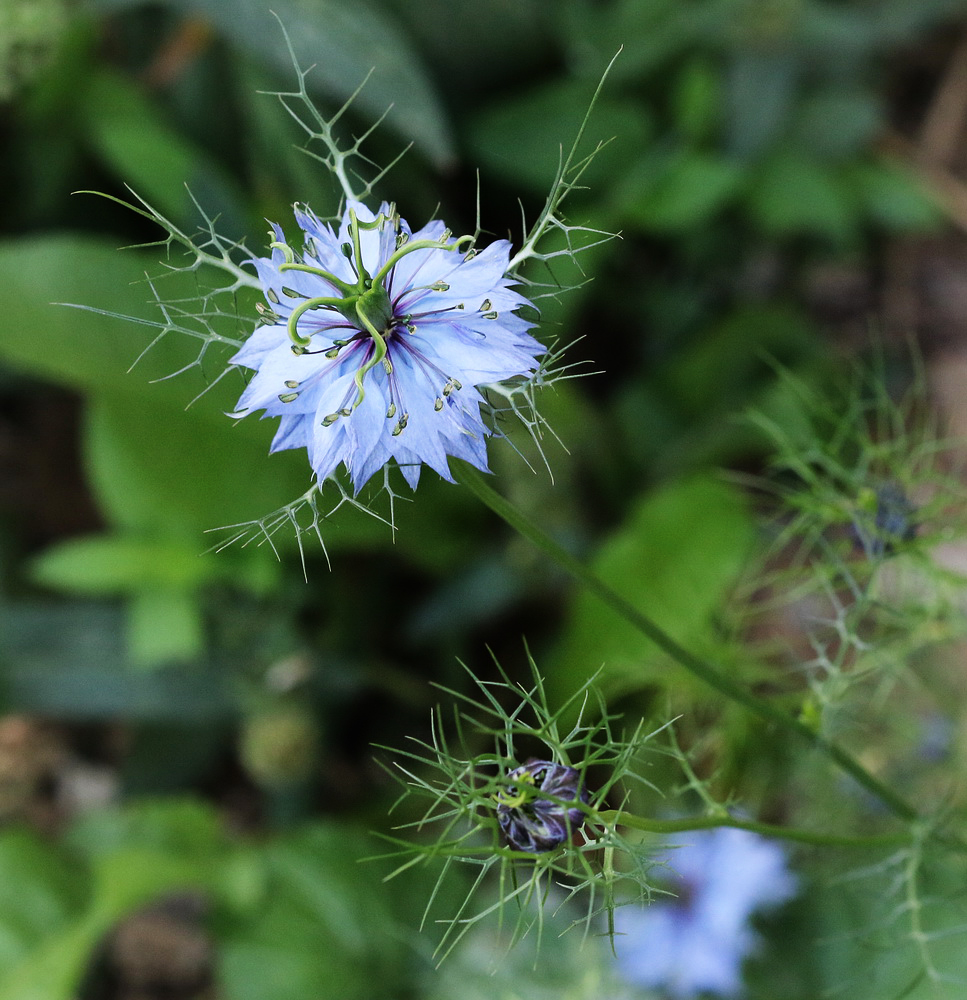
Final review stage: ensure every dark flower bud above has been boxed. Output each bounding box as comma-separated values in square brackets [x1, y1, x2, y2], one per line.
[495, 759, 588, 853]
[852, 481, 917, 558]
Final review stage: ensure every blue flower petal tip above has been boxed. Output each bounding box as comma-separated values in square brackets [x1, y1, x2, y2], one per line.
[230, 201, 545, 493]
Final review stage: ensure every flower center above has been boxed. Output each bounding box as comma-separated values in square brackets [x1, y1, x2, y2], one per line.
[266, 206, 475, 429]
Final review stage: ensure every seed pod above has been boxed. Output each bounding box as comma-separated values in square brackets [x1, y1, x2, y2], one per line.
[496, 759, 588, 853]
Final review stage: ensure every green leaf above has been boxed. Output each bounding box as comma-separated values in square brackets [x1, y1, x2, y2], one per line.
[0, 832, 86, 971]
[0, 236, 230, 401]
[81, 66, 247, 231]
[181, 0, 453, 167]
[468, 78, 652, 193]
[550, 476, 755, 702]
[560, 0, 698, 82]
[848, 158, 941, 231]
[85, 393, 306, 543]
[30, 535, 220, 593]
[748, 152, 858, 242]
[624, 151, 742, 231]
[793, 89, 883, 161]
[127, 587, 205, 667]
[0, 801, 229, 1000]
[672, 56, 721, 143]
[220, 825, 401, 1000]
[0, 234, 309, 537]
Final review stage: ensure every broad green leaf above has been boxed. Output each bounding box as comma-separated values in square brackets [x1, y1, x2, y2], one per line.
[0, 235, 244, 405]
[85, 393, 306, 540]
[624, 151, 742, 231]
[550, 476, 755, 702]
[127, 587, 205, 666]
[30, 535, 222, 593]
[220, 825, 401, 1000]
[81, 66, 247, 231]
[177, 0, 453, 166]
[468, 79, 652, 193]
[0, 801, 229, 1000]
[66, 798, 224, 860]
[0, 235, 312, 558]
[748, 152, 858, 242]
[0, 832, 86, 970]
[848, 158, 941, 232]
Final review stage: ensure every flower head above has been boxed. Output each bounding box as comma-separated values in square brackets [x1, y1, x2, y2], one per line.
[614, 828, 797, 998]
[495, 759, 589, 853]
[230, 201, 544, 493]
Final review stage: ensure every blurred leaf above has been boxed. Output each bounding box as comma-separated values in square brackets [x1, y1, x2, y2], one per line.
[30, 535, 220, 593]
[666, 305, 816, 417]
[81, 66, 247, 232]
[623, 151, 742, 231]
[672, 56, 721, 144]
[67, 798, 224, 862]
[0, 600, 233, 719]
[0, 234, 312, 539]
[94, 0, 455, 167]
[385, 0, 548, 87]
[725, 50, 798, 159]
[748, 151, 858, 242]
[468, 78, 651, 193]
[220, 825, 402, 1000]
[0, 832, 86, 970]
[127, 587, 205, 666]
[0, 236, 244, 406]
[793, 89, 883, 161]
[561, 0, 701, 82]
[85, 392, 305, 543]
[29, 533, 215, 666]
[549, 476, 754, 702]
[848, 158, 941, 231]
[0, 801, 228, 1000]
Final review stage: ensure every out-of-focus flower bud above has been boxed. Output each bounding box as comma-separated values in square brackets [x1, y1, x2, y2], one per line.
[853, 481, 917, 557]
[239, 707, 319, 787]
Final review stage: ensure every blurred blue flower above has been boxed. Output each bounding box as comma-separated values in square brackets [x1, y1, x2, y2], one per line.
[614, 828, 797, 999]
[230, 200, 544, 493]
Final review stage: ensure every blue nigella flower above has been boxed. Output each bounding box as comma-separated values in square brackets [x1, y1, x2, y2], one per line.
[230, 200, 544, 493]
[495, 759, 589, 854]
[614, 828, 797, 998]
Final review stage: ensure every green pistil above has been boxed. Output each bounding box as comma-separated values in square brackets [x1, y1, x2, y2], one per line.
[269, 209, 476, 425]
[370, 232, 474, 288]
[494, 771, 536, 810]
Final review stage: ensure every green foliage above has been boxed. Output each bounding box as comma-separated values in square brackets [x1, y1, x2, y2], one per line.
[551, 476, 755, 703]
[2, 0, 967, 997]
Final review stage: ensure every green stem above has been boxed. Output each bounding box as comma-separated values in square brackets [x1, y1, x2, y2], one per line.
[452, 461, 920, 826]
[596, 810, 908, 849]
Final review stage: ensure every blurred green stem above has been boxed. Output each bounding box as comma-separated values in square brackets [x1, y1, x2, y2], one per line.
[596, 810, 909, 849]
[454, 462, 920, 826]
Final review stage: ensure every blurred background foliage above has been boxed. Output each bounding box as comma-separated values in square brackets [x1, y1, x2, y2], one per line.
[4, 0, 967, 997]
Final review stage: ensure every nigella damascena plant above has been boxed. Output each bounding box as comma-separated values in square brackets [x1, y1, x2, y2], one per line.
[230, 200, 545, 492]
[496, 759, 589, 853]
